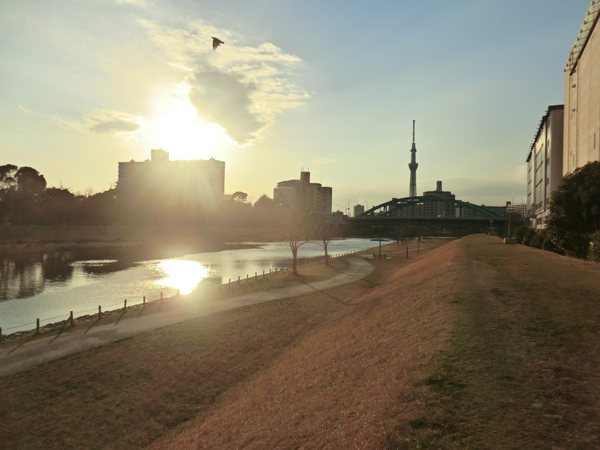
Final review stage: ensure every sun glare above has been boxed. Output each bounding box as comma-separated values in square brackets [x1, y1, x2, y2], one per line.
[153, 99, 220, 160]
[154, 260, 210, 295]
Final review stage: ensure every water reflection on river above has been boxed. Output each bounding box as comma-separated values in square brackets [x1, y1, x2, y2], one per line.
[0, 239, 378, 334]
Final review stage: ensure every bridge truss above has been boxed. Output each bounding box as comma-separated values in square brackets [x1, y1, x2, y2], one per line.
[357, 196, 506, 219]
[351, 196, 508, 237]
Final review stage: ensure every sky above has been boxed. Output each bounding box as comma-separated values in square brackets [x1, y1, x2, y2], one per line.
[0, 0, 593, 212]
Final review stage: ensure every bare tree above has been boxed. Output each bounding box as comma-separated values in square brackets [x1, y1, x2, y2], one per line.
[284, 211, 313, 275]
[313, 214, 345, 266]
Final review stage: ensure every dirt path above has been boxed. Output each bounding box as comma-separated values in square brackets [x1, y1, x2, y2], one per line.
[0, 255, 375, 378]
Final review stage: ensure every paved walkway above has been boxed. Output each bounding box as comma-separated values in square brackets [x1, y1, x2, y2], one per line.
[0, 256, 375, 378]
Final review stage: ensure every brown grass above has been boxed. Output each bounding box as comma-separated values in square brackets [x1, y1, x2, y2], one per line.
[400, 235, 600, 449]
[8, 235, 600, 449]
[149, 240, 458, 450]
[0, 240, 443, 450]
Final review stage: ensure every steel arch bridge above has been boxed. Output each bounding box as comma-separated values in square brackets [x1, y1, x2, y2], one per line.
[350, 196, 508, 237]
[357, 196, 505, 219]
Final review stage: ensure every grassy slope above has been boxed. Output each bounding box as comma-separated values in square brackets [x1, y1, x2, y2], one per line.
[402, 235, 600, 449]
[149, 241, 460, 449]
[0, 241, 435, 450]
[4, 236, 599, 449]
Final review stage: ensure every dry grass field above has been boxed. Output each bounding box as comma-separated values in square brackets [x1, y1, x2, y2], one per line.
[0, 240, 437, 450]
[402, 235, 600, 449]
[2, 235, 600, 449]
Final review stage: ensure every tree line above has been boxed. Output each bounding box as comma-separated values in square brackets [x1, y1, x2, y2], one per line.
[514, 161, 600, 262]
[0, 164, 120, 226]
[0, 165, 338, 234]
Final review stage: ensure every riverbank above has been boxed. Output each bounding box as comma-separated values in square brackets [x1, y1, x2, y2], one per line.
[0, 225, 290, 254]
[2, 236, 597, 449]
[0, 240, 442, 450]
[0, 254, 353, 346]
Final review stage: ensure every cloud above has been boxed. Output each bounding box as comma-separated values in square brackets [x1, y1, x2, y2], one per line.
[54, 110, 144, 138]
[116, 0, 147, 6]
[189, 71, 261, 144]
[313, 158, 335, 165]
[18, 105, 32, 113]
[437, 169, 527, 205]
[139, 19, 309, 145]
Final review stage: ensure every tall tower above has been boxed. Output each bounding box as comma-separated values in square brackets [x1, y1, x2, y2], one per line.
[408, 120, 418, 197]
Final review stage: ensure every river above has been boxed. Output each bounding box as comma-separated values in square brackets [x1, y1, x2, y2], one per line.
[0, 238, 379, 334]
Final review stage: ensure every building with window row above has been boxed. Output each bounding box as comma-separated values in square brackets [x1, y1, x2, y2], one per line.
[526, 105, 564, 229]
[273, 171, 332, 216]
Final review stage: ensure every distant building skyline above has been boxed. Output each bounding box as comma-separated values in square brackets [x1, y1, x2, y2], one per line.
[117, 149, 225, 212]
[353, 204, 365, 218]
[274, 170, 332, 216]
[1, 1, 591, 209]
[423, 181, 456, 218]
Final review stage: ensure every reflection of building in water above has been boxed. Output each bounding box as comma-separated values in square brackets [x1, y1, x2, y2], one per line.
[274, 170, 333, 216]
[117, 149, 225, 213]
[423, 181, 456, 217]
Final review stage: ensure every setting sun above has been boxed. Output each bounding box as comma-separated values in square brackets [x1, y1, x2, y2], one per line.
[152, 96, 221, 161]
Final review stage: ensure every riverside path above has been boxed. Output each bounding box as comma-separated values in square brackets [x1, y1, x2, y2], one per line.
[0, 255, 375, 377]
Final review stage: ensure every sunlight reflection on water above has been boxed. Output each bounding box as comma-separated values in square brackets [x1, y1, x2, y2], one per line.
[0, 238, 380, 333]
[153, 260, 210, 295]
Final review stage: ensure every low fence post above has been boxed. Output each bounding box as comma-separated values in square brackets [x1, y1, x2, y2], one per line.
[99, 305, 102, 318]
[69, 311, 74, 326]
[143, 296, 146, 306]
[124, 299, 127, 311]
[36, 318, 40, 334]
[160, 291, 163, 301]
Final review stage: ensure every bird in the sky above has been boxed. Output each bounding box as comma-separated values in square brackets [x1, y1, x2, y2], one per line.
[212, 37, 224, 51]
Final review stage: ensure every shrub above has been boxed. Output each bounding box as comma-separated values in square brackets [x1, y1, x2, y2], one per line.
[522, 228, 536, 246]
[547, 161, 600, 258]
[529, 230, 544, 249]
[588, 232, 600, 262]
[514, 225, 529, 244]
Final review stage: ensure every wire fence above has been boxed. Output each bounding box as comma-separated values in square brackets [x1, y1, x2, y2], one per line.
[0, 246, 378, 342]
